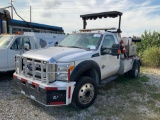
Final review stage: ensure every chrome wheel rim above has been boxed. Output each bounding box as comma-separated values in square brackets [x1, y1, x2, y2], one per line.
[78, 83, 94, 105]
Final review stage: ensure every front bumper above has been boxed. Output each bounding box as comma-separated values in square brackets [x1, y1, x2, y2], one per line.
[13, 73, 75, 106]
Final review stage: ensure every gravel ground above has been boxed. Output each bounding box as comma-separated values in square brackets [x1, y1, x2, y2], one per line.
[0, 68, 160, 120]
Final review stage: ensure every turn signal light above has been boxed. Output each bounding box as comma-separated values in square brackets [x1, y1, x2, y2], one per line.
[17, 31, 22, 35]
[69, 65, 75, 71]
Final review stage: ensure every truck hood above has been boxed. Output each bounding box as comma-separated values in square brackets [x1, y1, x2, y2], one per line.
[22, 47, 95, 62]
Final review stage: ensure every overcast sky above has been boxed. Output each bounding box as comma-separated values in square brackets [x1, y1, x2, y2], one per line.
[1, 0, 160, 36]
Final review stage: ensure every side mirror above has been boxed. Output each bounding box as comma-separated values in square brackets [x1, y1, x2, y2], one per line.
[101, 47, 113, 55]
[54, 41, 58, 46]
[23, 43, 30, 50]
[111, 44, 121, 56]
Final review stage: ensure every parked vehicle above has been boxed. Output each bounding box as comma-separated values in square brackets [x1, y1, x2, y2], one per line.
[0, 32, 66, 72]
[13, 11, 141, 109]
[0, 8, 64, 34]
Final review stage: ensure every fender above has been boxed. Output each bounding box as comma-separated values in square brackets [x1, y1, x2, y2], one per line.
[70, 60, 101, 84]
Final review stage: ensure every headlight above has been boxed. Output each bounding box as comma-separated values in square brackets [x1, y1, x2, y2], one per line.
[56, 62, 74, 81]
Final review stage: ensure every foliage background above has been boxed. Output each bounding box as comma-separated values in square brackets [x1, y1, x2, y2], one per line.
[136, 31, 160, 67]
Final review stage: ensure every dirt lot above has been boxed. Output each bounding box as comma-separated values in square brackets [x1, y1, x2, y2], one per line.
[0, 68, 160, 120]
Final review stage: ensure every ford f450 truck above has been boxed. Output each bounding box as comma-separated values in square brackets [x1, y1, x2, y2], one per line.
[13, 11, 141, 109]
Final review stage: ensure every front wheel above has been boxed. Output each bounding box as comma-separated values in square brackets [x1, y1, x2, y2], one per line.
[72, 76, 98, 109]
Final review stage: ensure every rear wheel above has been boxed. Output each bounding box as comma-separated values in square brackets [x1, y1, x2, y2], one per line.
[129, 61, 140, 78]
[72, 76, 98, 109]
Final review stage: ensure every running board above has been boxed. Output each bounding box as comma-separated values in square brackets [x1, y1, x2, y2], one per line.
[100, 75, 118, 85]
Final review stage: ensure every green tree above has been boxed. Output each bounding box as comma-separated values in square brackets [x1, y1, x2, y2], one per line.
[142, 46, 160, 67]
[137, 30, 160, 57]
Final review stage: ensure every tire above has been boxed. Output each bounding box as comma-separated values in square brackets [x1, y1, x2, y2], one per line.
[72, 76, 98, 109]
[129, 61, 140, 78]
[124, 71, 129, 77]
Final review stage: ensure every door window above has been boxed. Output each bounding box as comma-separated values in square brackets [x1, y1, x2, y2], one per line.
[101, 35, 116, 54]
[10, 37, 31, 50]
[23, 37, 31, 49]
[102, 35, 116, 48]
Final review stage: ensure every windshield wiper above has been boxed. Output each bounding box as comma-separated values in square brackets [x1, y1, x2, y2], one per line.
[68, 46, 93, 51]
[67, 46, 84, 49]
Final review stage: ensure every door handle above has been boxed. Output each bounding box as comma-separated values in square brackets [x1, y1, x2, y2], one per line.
[102, 65, 105, 69]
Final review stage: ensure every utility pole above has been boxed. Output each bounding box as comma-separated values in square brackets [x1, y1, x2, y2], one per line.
[30, 6, 32, 22]
[30, 6, 31, 22]
[11, 0, 13, 19]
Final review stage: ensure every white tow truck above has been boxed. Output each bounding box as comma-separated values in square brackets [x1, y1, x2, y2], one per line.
[0, 32, 66, 72]
[13, 11, 141, 109]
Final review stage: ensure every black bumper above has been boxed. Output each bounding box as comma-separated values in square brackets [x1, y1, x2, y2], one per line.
[12, 78, 66, 106]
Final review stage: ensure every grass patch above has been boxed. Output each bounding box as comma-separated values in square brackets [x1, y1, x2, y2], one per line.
[114, 75, 146, 95]
[146, 85, 158, 93]
[99, 74, 151, 97]
[140, 67, 147, 72]
[150, 93, 160, 100]
[146, 100, 156, 109]
[154, 107, 160, 112]
[140, 75, 149, 82]
[98, 82, 116, 95]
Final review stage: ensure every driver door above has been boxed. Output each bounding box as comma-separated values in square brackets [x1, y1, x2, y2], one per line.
[100, 35, 120, 79]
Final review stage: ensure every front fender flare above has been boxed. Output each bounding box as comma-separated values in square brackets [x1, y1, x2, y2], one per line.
[70, 60, 101, 84]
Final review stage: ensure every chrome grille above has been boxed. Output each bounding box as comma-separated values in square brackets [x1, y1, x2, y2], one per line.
[15, 56, 56, 84]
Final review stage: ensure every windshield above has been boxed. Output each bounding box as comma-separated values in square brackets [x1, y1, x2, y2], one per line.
[59, 33, 102, 50]
[0, 36, 13, 49]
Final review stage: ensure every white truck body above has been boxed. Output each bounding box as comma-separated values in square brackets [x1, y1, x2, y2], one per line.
[13, 11, 141, 109]
[0, 32, 66, 72]
[13, 31, 140, 107]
